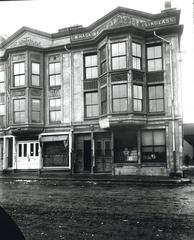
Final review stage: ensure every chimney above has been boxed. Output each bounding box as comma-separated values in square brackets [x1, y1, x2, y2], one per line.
[165, 0, 171, 9]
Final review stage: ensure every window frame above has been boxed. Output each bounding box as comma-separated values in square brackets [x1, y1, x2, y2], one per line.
[100, 86, 107, 115]
[132, 42, 142, 70]
[49, 98, 61, 123]
[13, 98, 26, 123]
[100, 45, 107, 75]
[84, 53, 98, 80]
[13, 62, 25, 87]
[49, 62, 61, 87]
[112, 83, 128, 113]
[133, 84, 143, 112]
[141, 129, 166, 163]
[31, 62, 40, 87]
[148, 84, 164, 113]
[111, 41, 127, 71]
[147, 44, 163, 72]
[84, 91, 99, 118]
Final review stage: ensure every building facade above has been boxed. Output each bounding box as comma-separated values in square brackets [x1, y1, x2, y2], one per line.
[0, 6, 183, 176]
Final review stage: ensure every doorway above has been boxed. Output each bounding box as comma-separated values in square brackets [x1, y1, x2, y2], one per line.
[84, 140, 91, 171]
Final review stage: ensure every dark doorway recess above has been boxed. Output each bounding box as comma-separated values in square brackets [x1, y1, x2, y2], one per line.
[84, 140, 91, 171]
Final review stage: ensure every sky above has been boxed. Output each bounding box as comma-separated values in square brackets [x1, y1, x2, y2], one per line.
[0, 0, 193, 122]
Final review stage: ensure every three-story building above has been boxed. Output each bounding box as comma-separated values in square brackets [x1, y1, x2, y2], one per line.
[0, 5, 183, 176]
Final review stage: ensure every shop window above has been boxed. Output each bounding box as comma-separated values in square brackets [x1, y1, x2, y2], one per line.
[32, 99, 40, 123]
[148, 85, 164, 112]
[133, 85, 143, 112]
[84, 92, 99, 118]
[13, 62, 25, 87]
[112, 84, 127, 112]
[100, 45, 107, 75]
[132, 42, 142, 70]
[0, 72, 5, 93]
[13, 99, 25, 123]
[141, 130, 166, 163]
[49, 62, 61, 86]
[84, 54, 98, 79]
[49, 98, 61, 123]
[32, 62, 40, 86]
[147, 45, 162, 72]
[101, 86, 107, 115]
[111, 42, 127, 70]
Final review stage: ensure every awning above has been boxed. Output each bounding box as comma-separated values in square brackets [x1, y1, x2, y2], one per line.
[40, 135, 69, 142]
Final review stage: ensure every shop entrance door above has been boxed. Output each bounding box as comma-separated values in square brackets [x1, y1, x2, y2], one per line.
[17, 141, 39, 169]
[84, 140, 91, 171]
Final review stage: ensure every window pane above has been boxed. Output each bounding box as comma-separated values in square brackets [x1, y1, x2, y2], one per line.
[14, 63, 20, 75]
[142, 131, 152, 146]
[55, 63, 60, 74]
[49, 63, 55, 74]
[86, 106, 92, 117]
[0, 82, 5, 93]
[55, 75, 61, 85]
[55, 99, 61, 107]
[100, 46, 106, 61]
[156, 99, 164, 112]
[32, 99, 40, 111]
[32, 63, 40, 74]
[86, 68, 92, 79]
[55, 110, 61, 121]
[0, 72, 5, 82]
[147, 47, 154, 59]
[91, 67, 98, 78]
[155, 46, 162, 58]
[92, 92, 98, 104]
[32, 112, 40, 122]
[112, 43, 118, 57]
[155, 59, 162, 71]
[118, 42, 126, 55]
[49, 76, 56, 86]
[85, 56, 92, 67]
[35, 143, 39, 156]
[30, 143, 34, 157]
[19, 144, 22, 157]
[120, 84, 127, 97]
[112, 58, 119, 70]
[156, 86, 163, 98]
[120, 99, 128, 111]
[23, 144, 27, 157]
[20, 99, 25, 111]
[85, 93, 92, 105]
[20, 75, 25, 86]
[101, 61, 106, 74]
[149, 100, 156, 112]
[92, 105, 99, 116]
[119, 56, 126, 69]
[148, 60, 155, 72]
[0, 105, 5, 115]
[20, 63, 25, 74]
[149, 86, 155, 99]
[50, 99, 55, 108]
[113, 99, 120, 112]
[91, 55, 97, 66]
[32, 75, 40, 86]
[154, 131, 165, 145]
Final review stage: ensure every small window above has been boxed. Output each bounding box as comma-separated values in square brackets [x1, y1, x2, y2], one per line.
[100, 46, 107, 75]
[0, 72, 5, 93]
[84, 54, 98, 79]
[101, 87, 107, 115]
[148, 85, 164, 112]
[85, 92, 99, 118]
[49, 98, 61, 122]
[13, 99, 25, 123]
[32, 99, 40, 123]
[105, 141, 111, 156]
[132, 42, 142, 70]
[32, 62, 40, 86]
[13, 62, 25, 87]
[111, 42, 127, 70]
[49, 62, 61, 86]
[133, 85, 143, 112]
[112, 84, 128, 112]
[147, 45, 162, 72]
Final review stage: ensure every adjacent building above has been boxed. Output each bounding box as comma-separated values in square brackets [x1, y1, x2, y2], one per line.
[0, 4, 183, 176]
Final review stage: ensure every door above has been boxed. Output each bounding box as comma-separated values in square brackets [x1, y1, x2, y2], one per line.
[84, 140, 91, 171]
[17, 141, 39, 169]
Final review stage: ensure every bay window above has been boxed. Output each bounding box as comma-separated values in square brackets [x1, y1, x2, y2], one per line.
[112, 84, 127, 112]
[147, 45, 162, 72]
[13, 62, 25, 86]
[32, 62, 40, 86]
[148, 85, 164, 112]
[111, 42, 127, 70]
[132, 42, 142, 70]
[133, 85, 143, 112]
[13, 99, 25, 123]
[32, 99, 41, 123]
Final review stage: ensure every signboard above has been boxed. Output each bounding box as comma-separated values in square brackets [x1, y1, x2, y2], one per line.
[71, 14, 177, 42]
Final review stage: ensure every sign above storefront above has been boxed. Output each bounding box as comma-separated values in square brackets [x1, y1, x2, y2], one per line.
[71, 14, 177, 42]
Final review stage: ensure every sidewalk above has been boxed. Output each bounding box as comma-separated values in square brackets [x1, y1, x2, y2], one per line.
[0, 171, 191, 185]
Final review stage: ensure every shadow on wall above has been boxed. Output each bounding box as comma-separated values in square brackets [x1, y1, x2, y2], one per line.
[0, 206, 25, 239]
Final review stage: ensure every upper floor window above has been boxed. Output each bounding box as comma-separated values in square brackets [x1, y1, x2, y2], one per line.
[32, 99, 40, 123]
[100, 45, 107, 75]
[84, 54, 98, 79]
[49, 62, 61, 87]
[0, 72, 5, 93]
[101, 86, 107, 115]
[13, 62, 25, 87]
[49, 98, 61, 123]
[133, 85, 143, 112]
[148, 85, 164, 112]
[13, 99, 25, 123]
[147, 45, 162, 72]
[111, 42, 127, 70]
[32, 62, 40, 86]
[84, 92, 98, 118]
[112, 84, 127, 112]
[132, 42, 142, 70]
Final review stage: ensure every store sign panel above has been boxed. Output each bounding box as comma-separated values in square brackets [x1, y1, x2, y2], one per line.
[71, 14, 177, 42]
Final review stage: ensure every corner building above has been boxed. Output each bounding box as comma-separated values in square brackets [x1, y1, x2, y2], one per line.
[0, 6, 183, 176]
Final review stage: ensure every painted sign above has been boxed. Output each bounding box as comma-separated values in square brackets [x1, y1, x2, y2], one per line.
[71, 14, 177, 42]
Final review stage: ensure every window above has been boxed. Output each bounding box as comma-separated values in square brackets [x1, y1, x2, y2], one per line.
[147, 45, 162, 72]
[133, 85, 143, 112]
[84, 54, 98, 79]
[141, 130, 166, 163]
[32, 99, 40, 123]
[0, 72, 5, 93]
[101, 87, 107, 115]
[112, 84, 127, 112]
[49, 98, 61, 122]
[111, 42, 126, 70]
[32, 62, 40, 86]
[49, 62, 61, 86]
[148, 85, 164, 112]
[100, 46, 107, 74]
[105, 141, 111, 156]
[85, 92, 99, 118]
[13, 62, 25, 86]
[13, 99, 25, 123]
[132, 42, 142, 70]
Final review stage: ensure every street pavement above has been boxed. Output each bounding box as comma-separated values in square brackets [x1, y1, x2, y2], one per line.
[0, 178, 194, 240]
